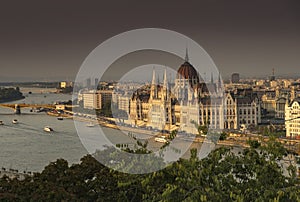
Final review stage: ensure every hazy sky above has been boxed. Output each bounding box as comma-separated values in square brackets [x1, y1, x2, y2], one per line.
[0, 0, 299, 81]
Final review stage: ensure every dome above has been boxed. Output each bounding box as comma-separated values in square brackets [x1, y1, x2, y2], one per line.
[177, 61, 199, 80]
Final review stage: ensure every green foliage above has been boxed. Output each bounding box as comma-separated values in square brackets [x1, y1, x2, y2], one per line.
[191, 120, 208, 136]
[219, 132, 228, 141]
[0, 87, 24, 102]
[260, 136, 288, 161]
[0, 138, 299, 201]
[247, 139, 261, 149]
[198, 125, 208, 136]
[168, 130, 177, 140]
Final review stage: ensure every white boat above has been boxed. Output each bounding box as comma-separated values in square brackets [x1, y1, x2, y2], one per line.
[86, 122, 95, 127]
[12, 119, 18, 124]
[154, 136, 168, 143]
[44, 126, 54, 132]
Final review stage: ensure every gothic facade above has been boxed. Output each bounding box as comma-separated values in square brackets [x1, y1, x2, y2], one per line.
[129, 53, 261, 134]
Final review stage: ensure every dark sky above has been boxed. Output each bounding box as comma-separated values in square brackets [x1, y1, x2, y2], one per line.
[0, 0, 299, 81]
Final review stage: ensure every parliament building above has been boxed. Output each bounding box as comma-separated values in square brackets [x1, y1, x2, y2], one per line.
[128, 52, 261, 134]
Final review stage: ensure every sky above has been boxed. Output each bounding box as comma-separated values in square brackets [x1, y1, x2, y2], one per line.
[0, 0, 299, 82]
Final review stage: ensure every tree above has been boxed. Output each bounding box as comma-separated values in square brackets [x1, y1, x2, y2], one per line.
[0, 137, 298, 201]
[198, 125, 208, 136]
[247, 139, 261, 149]
[219, 132, 228, 140]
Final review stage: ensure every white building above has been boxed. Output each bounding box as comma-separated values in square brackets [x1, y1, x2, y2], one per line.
[83, 91, 101, 109]
[118, 94, 131, 114]
[285, 98, 300, 138]
[82, 90, 113, 110]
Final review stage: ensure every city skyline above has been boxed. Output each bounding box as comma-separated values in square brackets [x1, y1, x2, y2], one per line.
[0, 0, 299, 82]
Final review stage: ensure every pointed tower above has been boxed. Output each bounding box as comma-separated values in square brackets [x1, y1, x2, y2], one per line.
[150, 68, 156, 99]
[163, 69, 168, 87]
[185, 47, 189, 62]
[151, 68, 156, 85]
[156, 74, 160, 99]
[217, 72, 222, 94]
[163, 69, 168, 100]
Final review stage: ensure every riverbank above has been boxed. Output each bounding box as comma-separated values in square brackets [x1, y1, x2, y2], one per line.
[63, 113, 251, 148]
[0, 96, 25, 103]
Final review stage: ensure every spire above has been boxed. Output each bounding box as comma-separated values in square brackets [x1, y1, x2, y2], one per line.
[163, 68, 168, 87]
[185, 47, 189, 62]
[163, 69, 168, 100]
[217, 72, 222, 92]
[151, 67, 156, 85]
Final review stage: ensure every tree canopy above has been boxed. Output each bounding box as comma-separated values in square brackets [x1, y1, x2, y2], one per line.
[0, 137, 299, 201]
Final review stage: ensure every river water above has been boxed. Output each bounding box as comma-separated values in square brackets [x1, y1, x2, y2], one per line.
[0, 87, 204, 173]
[0, 87, 89, 172]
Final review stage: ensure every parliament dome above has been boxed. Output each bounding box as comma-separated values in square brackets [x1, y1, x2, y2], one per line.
[176, 48, 199, 83]
[177, 61, 199, 80]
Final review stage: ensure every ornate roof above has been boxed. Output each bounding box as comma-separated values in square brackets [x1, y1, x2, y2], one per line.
[289, 98, 300, 107]
[177, 61, 199, 80]
[176, 48, 199, 81]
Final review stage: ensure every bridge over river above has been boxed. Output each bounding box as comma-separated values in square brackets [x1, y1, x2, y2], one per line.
[0, 103, 56, 114]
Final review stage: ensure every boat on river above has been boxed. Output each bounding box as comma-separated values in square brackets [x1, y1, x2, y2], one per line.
[44, 126, 54, 132]
[86, 122, 95, 127]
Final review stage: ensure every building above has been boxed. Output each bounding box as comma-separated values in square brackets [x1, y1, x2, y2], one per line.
[285, 98, 300, 138]
[82, 90, 113, 109]
[99, 90, 113, 107]
[261, 93, 276, 116]
[118, 93, 131, 114]
[57, 81, 73, 93]
[59, 81, 73, 88]
[275, 97, 287, 119]
[86, 78, 91, 89]
[95, 78, 99, 88]
[82, 91, 101, 109]
[231, 73, 240, 83]
[60, 81, 67, 88]
[128, 50, 261, 133]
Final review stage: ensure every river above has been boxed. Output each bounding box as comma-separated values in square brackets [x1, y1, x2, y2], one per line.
[0, 87, 89, 172]
[0, 87, 204, 173]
